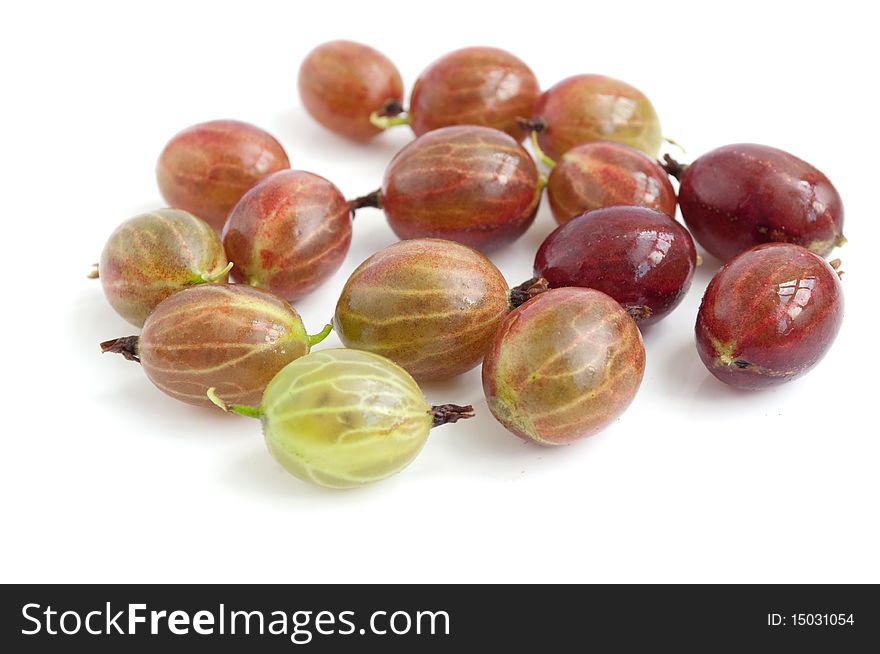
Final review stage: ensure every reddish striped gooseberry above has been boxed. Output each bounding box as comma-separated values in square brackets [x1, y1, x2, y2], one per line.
[524, 75, 662, 159]
[372, 46, 540, 140]
[546, 141, 676, 224]
[100, 284, 330, 408]
[356, 125, 541, 251]
[156, 120, 290, 230]
[298, 40, 404, 142]
[482, 288, 645, 445]
[222, 170, 352, 301]
[94, 209, 230, 327]
[333, 238, 547, 380]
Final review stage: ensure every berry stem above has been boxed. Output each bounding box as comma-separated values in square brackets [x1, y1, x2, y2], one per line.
[88, 263, 99, 279]
[509, 277, 550, 309]
[347, 190, 383, 218]
[206, 387, 263, 419]
[430, 404, 475, 427]
[517, 116, 547, 134]
[529, 129, 556, 169]
[370, 107, 411, 129]
[100, 336, 140, 363]
[307, 323, 333, 347]
[200, 261, 234, 283]
[661, 154, 688, 181]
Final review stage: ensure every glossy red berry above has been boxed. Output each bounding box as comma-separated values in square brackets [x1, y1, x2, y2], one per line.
[546, 141, 676, 224]
[408, 47, 540, 139]
[222, 170, 352, 301]
[156, 120, 290, 230]
[535, 207, 696, 325]
[379, 125, 540, 251]
[676, 144, 845, 261]
[298, 40, 404, 142]
[531, 75, 662, 160]
[695, 243, 843, 390]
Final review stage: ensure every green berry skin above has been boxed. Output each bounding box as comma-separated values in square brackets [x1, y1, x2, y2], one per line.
[99, 209, 228, 326]
[333, 238, 510, 381]
[260, 349, 433, 489]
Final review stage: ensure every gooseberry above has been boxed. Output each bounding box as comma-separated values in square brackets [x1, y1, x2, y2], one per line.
[695, 243, 844, 390]
[94, 208, 231, 327]
[482, 288, 645, 445]
[545, 141, 676, 224]
[372, 46, 540, 140]
[222, 170, 352, 301]
[101, 284, 330, 407]
[156, 119, 290, 231]
[298, 40, 404, 142]
[208, 349, 474, 488]
[357, 125, 541, 251]
[535, 207, 696, 325]
[667, 143, 845, 261]
[522, 75, 662, 160]
[333, 238, 548, 380]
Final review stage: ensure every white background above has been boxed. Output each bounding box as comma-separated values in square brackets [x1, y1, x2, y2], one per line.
[1, 1, 877, 583]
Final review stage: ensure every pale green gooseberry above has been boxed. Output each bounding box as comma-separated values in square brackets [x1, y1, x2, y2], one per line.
[208, 348, 473, 489]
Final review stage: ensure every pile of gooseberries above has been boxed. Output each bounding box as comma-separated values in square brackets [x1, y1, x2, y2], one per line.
[93, 40, 846, 489]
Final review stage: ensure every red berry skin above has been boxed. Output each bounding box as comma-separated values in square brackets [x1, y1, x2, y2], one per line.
[547, 141, 676, 224]
[298, 40, 404, 142]
[534, 75, 662, 160]
[482, 288, 645, 445]
[156, 120, 290, 231]
[139, 284, 312, 408]
[679, 144, 845, 261]
[381, 126, 541, 251]
[222, 170, 352, 301]
[695, 243, 843, 390]
[409, 47, 540, 140]
[535, 207, 696, 325]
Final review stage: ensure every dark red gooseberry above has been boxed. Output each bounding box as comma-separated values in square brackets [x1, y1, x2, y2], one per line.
[156, 120, 290, 230]
[675, 144, 845, 261]
[546, 141, 676, 224]
[695, 243, 843, 390]
[530, 75, 662, 160]
[535, 206, 696, 325]
[298, 40, 404, 142]
[378, 125, 541, 251]
[407, 47, 540, 139]
[482, 288, 645, 445]
[222, 170, 352, 301]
